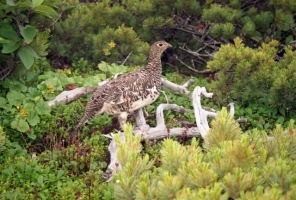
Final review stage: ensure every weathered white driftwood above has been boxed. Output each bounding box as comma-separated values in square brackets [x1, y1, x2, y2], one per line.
[101, 131, 125, 182]
[103, 85, 234, 181]
[161, 77, 194, 95]
[46, 76, 237, 181]
[133, 104, 200, 139]
[46, 79, 110, 107]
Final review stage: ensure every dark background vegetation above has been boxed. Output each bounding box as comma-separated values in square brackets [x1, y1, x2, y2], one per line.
[0, 0, 296, 199]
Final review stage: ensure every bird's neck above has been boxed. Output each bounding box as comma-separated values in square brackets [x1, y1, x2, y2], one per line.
[145, 60, 162, 71]
[145, 53, 162, 71]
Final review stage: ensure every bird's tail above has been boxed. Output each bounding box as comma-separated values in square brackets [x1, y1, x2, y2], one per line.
[75, 119, 86, 130]
[75, 112, 94, 130]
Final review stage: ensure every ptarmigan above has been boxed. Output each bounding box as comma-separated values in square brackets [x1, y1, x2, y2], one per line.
[75, 41, 172, 130]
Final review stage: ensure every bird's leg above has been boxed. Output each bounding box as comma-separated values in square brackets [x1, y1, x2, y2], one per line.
[117, 112, 128, 129]
[134, 109, 150, 132]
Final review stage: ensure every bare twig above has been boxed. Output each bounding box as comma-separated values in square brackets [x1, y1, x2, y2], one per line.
[121, 51, 133, 65]
[160, 90, 169, 104]
[179, 46, 214, 58]
[0, 65, 15, 81]
[174, 55, 209, 73]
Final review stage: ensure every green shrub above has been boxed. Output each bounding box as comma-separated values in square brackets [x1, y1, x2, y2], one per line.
[0, 126, 113, 199]
[0, 0, 61, 75]
[50, 1, 150, 66]
[113, 114, 296, 199]
[207, 38, 296, 111]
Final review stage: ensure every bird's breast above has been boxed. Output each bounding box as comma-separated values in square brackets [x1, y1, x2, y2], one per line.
[129, 85, 160, 112]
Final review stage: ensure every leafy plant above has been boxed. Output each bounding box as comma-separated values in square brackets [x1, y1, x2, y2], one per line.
[0, 126, 113, 199]
[0, 0, 62, 75]
[207, 38, 296, 111]
[50, 1, 150, 66]
[0, 67, 101, 135]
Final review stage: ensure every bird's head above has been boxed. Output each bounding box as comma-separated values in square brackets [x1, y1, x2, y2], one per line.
[149, 41, 172, 61]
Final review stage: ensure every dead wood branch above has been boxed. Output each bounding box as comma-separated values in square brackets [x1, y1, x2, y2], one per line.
[46, 80, 109, 107]
[103, 84, 239, 181]
[161, 77, 194, 94]
[46, 75, 241, 181]
[171, 15, 223, 70]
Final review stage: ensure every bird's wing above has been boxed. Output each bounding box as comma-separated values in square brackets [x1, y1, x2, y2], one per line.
[86, 69, 144, 110]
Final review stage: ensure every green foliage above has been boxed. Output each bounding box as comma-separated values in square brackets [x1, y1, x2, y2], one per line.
[114, 124, 154, 199]
[0, 60, 131, 139]
[1, 1, 296, 198]
[234, 102, 295, 132]
[0, 0, 60, 70]
[113, 116, 296, 199]
[0, 126, 112, 199]
[50, 1, 150, 66]
[206, 107, 242, 148]
[207, 38, 296, 113]
[0, 77, 52, 134]
[46, 0, 296, 76]
[266, 120, 296, 160]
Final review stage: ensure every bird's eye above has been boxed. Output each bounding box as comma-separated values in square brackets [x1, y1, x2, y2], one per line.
[158, 43, 163, 46]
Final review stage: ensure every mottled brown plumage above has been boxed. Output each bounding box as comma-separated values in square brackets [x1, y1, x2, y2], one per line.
[76, 41, 172, 130]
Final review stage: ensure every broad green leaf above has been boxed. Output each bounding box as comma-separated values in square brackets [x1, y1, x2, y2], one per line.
[66, 77, 75, 84]
[6, 90, 25, 106]
[9, 120, 16, 129]
[20, 25, 36, 44]
[35, 101, 51, 115]
[0, 97, 8, 108]
[18, 2, 34, 8]
[11, 119, 29, 132]
[279, 108, 286, 116]
[26, 45, 39, 58]
[37, 175, 44, 185]
[32, 0, 44, 7]
[26, 71, 37, 81]
[285, 35, 294, 45]
[18, 46, 35, 69]
[27, 110, 40, 126]
[73, 76, 84, 85]
[96, 73, 106, 80]
[0, 37, 10, 44]
[24, 102, 35, 110]
[83, 77, 98, 87]
[43, 93, 55, 100]
[11, 81, 28, 92]
[264, 123, 270, 130]
[6, 0, 17, 6]
[35, 5, 58, 18]
[83, 74, 106, 87]
[98, 62, 109, 72]
[27, 132, 36, 140]
[28, 87, 42, 98]
[2, 41, 21, 53]
[0, 23, 21, 42]
[109, 64, 127, 75]
[277, 116, 285, 124]
[57, 170, 65, 179]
